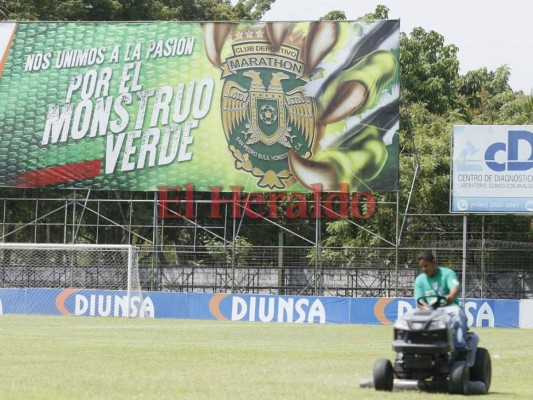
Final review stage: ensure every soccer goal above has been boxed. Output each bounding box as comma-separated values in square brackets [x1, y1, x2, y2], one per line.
[0, 243, 143, 317]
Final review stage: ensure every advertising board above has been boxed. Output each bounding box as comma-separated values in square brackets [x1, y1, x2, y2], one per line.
[452, 125, 533, 213]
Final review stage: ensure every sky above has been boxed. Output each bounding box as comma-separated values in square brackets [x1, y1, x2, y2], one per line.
[262, 0, 533, 93]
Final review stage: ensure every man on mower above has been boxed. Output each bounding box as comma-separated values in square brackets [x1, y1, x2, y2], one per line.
[414, 250, 469, 353]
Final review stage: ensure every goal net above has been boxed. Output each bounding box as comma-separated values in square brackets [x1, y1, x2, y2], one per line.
[0, 243, 144, 317]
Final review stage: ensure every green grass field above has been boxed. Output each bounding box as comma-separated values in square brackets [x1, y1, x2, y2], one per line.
[1, 316, 532, 399]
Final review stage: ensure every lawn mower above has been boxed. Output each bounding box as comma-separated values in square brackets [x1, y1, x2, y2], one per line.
[360, 295, 492, 394]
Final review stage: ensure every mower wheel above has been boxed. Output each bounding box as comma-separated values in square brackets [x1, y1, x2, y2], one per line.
[373, 358, 394, 391]
[471, 347, 492, 391]
[449, 361, 470, 394]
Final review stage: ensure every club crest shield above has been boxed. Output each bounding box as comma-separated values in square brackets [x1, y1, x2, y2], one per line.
[249, 90, 286, 146]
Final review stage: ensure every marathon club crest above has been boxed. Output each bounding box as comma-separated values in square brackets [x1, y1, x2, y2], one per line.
[204, 22, 320, 189]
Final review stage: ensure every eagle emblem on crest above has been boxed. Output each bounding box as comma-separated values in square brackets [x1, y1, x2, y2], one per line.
[223, 71, 314, 150]
[221, 70, 317, 189]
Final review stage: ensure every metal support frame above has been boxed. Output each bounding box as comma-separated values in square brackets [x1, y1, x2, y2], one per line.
[0, 189, 530, 298]
[0, 188, 401, 295]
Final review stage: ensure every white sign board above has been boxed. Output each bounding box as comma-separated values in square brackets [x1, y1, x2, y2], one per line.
[451, 125, 533, 213]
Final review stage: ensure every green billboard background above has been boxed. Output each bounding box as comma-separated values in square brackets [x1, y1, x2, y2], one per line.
[0, 21, 400, 192]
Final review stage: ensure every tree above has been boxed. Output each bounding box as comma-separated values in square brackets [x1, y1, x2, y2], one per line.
[457, 65, 533, 124]
[401, 28, 460, 114]
[0, 0, 275, 21]
[359, 4, 389, 20]
[232, 0, 274, 20]
[320, 10, 346, 21]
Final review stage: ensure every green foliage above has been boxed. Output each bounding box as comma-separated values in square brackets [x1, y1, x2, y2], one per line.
[205, 236, 252, 267]
[401, 28, 460, 114]
[233, 0, 274, 20]
[400, 104, 460, 214]
[320, 10, 346, 21]
[457, 65, 533, 125]
[359, 4, 389, 20]
[0, 0, 275, 21]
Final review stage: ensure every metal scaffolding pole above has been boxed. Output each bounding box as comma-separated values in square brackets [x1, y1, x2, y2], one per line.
[232, 210, 236, 293]
[152, 191, 158, 291]
[481, 215, 485, 298]
[315, 217, 321, 296]
[395, 191, 400, 296]
[462, 214, 468, 305]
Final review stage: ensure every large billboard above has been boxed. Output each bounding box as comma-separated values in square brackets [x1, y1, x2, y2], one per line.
[451, 125, 533, 213]
[0, 21, 400, 192]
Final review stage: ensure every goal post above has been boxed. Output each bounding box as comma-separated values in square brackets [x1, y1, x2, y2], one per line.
[0, 243, 143, 318]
